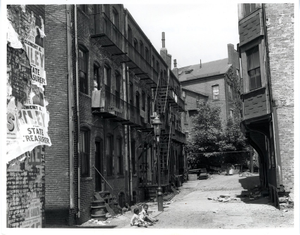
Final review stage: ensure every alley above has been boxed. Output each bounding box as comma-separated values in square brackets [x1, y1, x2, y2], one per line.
[104, 173, 294, 229]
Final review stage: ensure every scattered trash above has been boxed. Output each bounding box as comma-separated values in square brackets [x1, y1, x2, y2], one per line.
[279, 196, 294, 209]
[208, 194, 241, 203]
[239, 171, 253, 177]
[86, 219, 110, 226]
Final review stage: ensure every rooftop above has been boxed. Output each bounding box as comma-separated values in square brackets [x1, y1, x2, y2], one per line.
[177, 58, 231, 82]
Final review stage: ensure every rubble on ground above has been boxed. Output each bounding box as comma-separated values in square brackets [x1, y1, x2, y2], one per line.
[239, 171, 253, 177]
[279, 196, 294, 209]
[208, 194, 241, 203]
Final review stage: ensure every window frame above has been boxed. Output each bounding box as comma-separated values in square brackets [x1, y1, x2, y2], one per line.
[142, 91, 146, 111]
[104, 63, 111, 88]
[106, 134, 114, 177]
[79, 46, 89, 95]
[78, 5, 88, 14]
[94, 62, 100, 90]
[212, 85, 220, 100]
[115, 70, 121, 109]
[116, 137, 123, 175]
[80, 128, 90, 177]
[247, 46, 261, 91]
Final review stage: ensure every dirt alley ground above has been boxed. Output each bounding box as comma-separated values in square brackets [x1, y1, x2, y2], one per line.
[105, 173, 294, 229]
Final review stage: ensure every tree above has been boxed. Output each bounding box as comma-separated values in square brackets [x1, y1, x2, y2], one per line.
[186, 102, 249, 169]
[186, 102, 224, 156]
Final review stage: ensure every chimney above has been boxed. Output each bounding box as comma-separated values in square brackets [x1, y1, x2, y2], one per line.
[162, 32, 165, 48]
[227, 43, 239, 69]
[160, 32, 171, 68]
[173, 59, 178, 77]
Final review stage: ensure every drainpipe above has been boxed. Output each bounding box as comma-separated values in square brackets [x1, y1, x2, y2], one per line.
[124, 10, 132, 204]
[129, 125, 132, 203]
[74, 5, 81, 219]
[66, 5, 74, 210]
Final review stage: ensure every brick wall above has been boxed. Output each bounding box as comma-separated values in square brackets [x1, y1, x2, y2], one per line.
[265, 3, 294, 195]
[182, 76, 228, 126]
[7, 148, 45, 228]
[44, 5, 72, 225]
[7, 5, 46, 228]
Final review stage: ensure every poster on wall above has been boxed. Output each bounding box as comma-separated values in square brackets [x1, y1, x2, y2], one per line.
[24, 39, 47, 89]
[7, 11, 51, 163]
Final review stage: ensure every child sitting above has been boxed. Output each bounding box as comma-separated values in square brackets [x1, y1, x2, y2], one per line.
[130, 208, 148, 228]
[139, 203, 158, 225]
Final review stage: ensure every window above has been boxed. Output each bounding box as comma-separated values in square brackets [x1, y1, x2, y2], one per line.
[147, 96, 151, 123]
[136, 91, 140, 115]
[104, 64, 111, 87]
[145, 47, 149, 62]
[244, 4, 259, 16]
[112, 8, 119, 28]
[106, 135, 114, 176]
[94, 63, 100, 90]
[247, 46, 261, 91]
[142, 91, 145, 111]
[79, 47, 88, 94]
[116, 137, 123, 175]
[130, 82, 134, 105]
[228, 85, 232, 99]
[78, 5, 88, 14]
[230, 109, 234, 119]
[212, 85, 219, 100]
[80, 129, 90, 177]
[128, 26, 132, 44]
[115, 71, 121, 109]
[238, 4, 261, 20]
[133, 38, 138, 51]
[152, 56, 155, 68]
[131, 140, 136, 174]
[140, 40, 144, 57]
[112, 8, 119, 42]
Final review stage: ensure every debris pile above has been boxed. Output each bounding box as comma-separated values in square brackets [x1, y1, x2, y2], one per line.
[279, 196, 294, 209]
[239, 171, 253, 177]
[208, 194, 241, 203]
[85, 219, 111, 226]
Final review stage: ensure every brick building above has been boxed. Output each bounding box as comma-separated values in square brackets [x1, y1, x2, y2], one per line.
[43, 4, 186, 226]
[237, 3, 294, 206]
[175, 44, 240, 135]
[6, 5, 50, 228]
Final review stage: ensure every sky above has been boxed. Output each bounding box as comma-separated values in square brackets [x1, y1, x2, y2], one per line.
[124, 2, 240, 68]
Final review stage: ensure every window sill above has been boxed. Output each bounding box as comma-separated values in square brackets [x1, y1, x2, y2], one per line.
[241, 86, 266, 99]
[81, 176, 92, 182]
[80, 92, 91, 99]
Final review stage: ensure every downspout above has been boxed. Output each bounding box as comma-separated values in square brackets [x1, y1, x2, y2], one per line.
[129, 125, 132, 202]
[66, 5, 74, 210]
[74, 5, 81, 219]
[124, 10, 131, 204]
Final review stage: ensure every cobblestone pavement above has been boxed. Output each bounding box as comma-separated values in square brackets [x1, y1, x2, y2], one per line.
[104, 173, 294, 230]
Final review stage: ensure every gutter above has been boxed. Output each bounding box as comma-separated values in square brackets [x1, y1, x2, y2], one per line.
[74, 5, 81, 219]
[66, 5, 74, 210]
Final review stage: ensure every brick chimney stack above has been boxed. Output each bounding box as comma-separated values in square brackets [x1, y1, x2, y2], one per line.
[160, 32, 172, 68]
